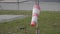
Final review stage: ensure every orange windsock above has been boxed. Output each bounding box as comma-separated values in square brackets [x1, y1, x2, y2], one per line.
[31, 3, 40, 27]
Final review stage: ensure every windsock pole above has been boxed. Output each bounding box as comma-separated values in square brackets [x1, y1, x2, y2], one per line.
[17, 0, 19, 11]
[31, 0, 40, 34]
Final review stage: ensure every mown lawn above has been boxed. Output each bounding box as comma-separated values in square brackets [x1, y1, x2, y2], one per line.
[0, 10, 32, 15]
[0, 10, 60, 34]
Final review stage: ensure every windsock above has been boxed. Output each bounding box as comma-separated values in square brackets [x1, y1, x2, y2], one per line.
[31, 3, 40, 27]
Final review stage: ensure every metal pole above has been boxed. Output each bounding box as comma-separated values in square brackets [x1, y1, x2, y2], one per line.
[36, 23, 40, 34]
[35, 0, 40, 34]
[34, 0, 39, 5]
[37, 0, 39, 5]
[17, 0, 19, 11]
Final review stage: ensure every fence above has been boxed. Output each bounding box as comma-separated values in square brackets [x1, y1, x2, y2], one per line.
[0, 1, 34, 10]
[0, 0, 60, 10]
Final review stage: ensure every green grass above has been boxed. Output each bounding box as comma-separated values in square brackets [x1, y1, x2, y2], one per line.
[0, 10, 32, 15]
[0, 10, 60, 34]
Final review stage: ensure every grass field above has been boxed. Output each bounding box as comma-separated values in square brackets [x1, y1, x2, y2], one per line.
[0, 10, 60, 34]
[0, 10, 32, 15]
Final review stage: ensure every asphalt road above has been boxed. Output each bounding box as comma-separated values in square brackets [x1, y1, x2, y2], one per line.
[0, 2, 60, 11]
[0, 15, 27, 23]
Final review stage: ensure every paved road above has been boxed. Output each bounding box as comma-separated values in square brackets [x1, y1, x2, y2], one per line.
[0, 15, 27, 23]
[0, 2, 60, 11]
